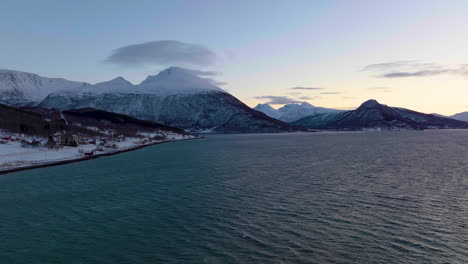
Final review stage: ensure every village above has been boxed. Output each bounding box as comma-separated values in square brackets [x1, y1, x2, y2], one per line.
[0, 130, 192, 172]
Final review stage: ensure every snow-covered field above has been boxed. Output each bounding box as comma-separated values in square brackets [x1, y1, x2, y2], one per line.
[0, 133, 195, 173]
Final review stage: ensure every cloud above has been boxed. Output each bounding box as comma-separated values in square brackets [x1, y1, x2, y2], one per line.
[298, 96, 313, 100]
[368, 87, 390, 90]
[335, 107, 356, 110]
[368, 87, 392, 92]
[362, 61, 431, 72]
[175, 68, 224, 86]
[166, 68, 223, 86]
[320, 92, 342, 95]
[184, 69, 219, 76]
[289, 92, 302, 95]
[381, 70, 450, 78]
[289, 87, 324, 90]
[213, 81, 227, 86]
[363, 61, 468, 78]
[254, 96, 302, 104]
[104, 40, 216, 67]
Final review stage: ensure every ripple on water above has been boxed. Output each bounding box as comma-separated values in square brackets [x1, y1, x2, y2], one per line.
[1, 130, 468, 263]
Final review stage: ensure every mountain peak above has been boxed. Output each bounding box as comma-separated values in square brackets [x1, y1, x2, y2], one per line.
[253, 103, 280, 119]
[280, 102, 315, 111]
[360, 99, 380, 108]
[0, 69, 90, 104]
[255, 103, 275, 110]
[293, 99, 468, 130]
[110, 76, 132, 85]
[90, 77, 133, 93]
[142, 67, 201, 84]
[114, 76, 126, 81]
[139, 67, 224, 94]
[162, 66, 194, 76]
[253, 101, 341, 122]
[278, 102, 315, 111]
[300, 102, 315, 108]
[0, 69, 35, 75]
[97, 76, 132, 85]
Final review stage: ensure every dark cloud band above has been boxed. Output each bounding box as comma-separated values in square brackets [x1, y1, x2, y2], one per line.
[363, 61, 468, 78]
[289, 87, 324, 90]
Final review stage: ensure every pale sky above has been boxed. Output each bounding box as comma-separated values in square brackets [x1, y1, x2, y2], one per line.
[1, 0, 468, 115]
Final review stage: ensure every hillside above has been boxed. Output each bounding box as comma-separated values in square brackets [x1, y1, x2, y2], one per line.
[0, 69, 89, 106]
[39, 67, 302, 133]
[254, 102, 342, 122]
[293, 99, 468, 130]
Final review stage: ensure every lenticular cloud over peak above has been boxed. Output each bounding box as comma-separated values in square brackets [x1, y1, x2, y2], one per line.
[104, 40, 217, 67]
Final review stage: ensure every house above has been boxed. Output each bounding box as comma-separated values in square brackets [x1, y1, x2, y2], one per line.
[53, 132, 62, 143]
[1, 136, 16, 141]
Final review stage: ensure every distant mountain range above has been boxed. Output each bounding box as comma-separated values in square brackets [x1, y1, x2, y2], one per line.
[450, 112, 468, 122]
[292, 99, 468, 130]
[434, 112, 468, 122]
[254, 102, 343, 122]
[1, 68, 466, 133]
[0, 68, 301, 133]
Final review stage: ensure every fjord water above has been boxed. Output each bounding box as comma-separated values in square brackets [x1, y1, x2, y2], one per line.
[1, 131, 467, 263]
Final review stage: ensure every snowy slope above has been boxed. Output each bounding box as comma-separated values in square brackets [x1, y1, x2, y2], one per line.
[93, 77, 134, 91]
[254, 102, 342, 122]
[0, 69, 90, 106]
[450, 112, 468, 122]
[138, 67, 225, 95]
[253, 104, 280, 119]
[293, 99, 468, 130]
[40, 67, 299, 133]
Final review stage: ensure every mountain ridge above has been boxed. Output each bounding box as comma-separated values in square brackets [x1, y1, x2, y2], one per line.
[254, 102, 342, 122]
[293, 99, 468, 130]
[449, 111, 468, 122]
[0, 69, 90, 106]
[38, 67, 302, 133]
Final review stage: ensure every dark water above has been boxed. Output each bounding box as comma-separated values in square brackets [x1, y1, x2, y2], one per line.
[1, 131, 468, 264]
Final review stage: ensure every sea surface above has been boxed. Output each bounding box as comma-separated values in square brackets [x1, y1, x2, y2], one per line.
[1, 130, 467, 264]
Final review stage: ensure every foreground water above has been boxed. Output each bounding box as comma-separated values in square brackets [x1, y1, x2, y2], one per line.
[1, 131, 467, 263]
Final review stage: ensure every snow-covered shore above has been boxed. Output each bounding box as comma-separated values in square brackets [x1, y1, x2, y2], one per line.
[0, 134, 198, 174]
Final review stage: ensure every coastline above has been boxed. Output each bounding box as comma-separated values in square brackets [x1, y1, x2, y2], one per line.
[0, 137, 202, 175]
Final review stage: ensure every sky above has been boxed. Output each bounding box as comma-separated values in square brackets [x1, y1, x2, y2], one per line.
[1, 0, 468, 115]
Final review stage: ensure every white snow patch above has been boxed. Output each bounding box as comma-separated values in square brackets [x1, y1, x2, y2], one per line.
[0, 132, 197, 172]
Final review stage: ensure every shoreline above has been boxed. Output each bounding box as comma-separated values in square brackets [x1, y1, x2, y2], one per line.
[0, 137, 202, 175]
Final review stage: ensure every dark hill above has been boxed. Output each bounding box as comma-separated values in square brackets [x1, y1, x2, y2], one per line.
[293, 99, 468, 130]
[0, 104, 187, 138]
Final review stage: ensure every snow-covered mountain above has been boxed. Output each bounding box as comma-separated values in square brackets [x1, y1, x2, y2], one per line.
[0, 69, 90, 106]
[39, 67, 300, 133]
[450, 112, 468, 122]
[254, 102, 342, 122]
[292, 99, 468, 130]
[92, 77, 134, 91]
[253, 104, 280, 119]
